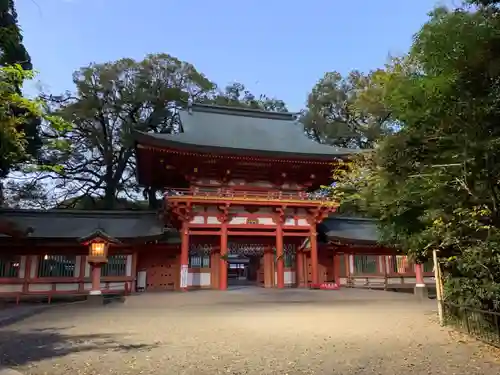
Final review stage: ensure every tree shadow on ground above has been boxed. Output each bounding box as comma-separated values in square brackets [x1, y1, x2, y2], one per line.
[0, 306, 50, 328]
[0, 327, 158, 368]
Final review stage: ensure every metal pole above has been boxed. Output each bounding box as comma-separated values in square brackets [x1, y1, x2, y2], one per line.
[433, 249, 444, 326]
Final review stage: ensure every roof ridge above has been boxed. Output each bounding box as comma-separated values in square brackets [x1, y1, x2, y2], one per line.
[191, 103, 298, 121]
[0, 209, 159, 217]
[325, 215, 378, 222]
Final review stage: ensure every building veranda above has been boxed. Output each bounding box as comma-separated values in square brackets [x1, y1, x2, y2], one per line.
[0, 104, 433, 302]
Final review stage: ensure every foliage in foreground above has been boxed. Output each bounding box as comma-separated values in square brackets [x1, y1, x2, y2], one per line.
[328, 2, 500, 310]
[0, 65, 69, 174]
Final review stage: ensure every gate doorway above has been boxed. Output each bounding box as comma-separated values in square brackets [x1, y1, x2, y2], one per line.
[227, 254, 260, 288]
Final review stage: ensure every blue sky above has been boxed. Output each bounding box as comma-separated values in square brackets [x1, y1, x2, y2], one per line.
[17, 0, 453, 111]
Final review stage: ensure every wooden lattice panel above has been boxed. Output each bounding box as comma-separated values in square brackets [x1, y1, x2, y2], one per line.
[137, 250, 179, 291]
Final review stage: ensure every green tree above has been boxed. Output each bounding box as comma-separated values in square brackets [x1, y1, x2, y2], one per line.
[350, 3, 500, 309]
[0, 0, 31, 70]
[0, 65, 69, 205]
[302, 70, 392, 149]
[42, 54, 215, 210]
[0, 0, 40, 178]
[207, 82, 288, 112]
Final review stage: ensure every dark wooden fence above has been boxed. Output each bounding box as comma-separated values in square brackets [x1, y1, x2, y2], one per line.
[443, 302, 500, 348]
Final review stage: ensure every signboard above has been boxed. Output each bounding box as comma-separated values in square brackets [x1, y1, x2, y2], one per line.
[180, 264, 188, 288]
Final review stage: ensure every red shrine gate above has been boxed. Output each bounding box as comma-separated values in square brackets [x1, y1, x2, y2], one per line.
[134, 103, 352, 291]
[168, 195, 333, 290]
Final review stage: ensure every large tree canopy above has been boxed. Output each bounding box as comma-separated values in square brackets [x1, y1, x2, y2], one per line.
[329, 2, 500, 309]
[25, 54, 291, 210]
[302, 70, 392, 149]
[40, 54, 215, 210]
[207, 82, 288, 112]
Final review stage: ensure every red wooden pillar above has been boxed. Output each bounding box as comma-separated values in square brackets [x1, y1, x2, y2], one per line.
[310, 229, 319, 285]
[415, 263, 425, 285]
[414, 262, 428, 300]
[276, 225, 285, 288]
[90, 264, 102, 295]
[219, 224, 228, 290]
[296, 250, 304, 287]
[180, 222, 189, 291]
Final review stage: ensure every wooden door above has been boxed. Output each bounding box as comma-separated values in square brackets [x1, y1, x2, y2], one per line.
[137, 251, 179, 291]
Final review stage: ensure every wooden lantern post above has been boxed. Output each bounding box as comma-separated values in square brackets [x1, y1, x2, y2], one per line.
[79, 230, 120, 305]
[87, 240, 109, 297]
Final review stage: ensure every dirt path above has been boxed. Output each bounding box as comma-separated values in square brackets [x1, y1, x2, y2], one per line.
[0, 289, 499, 374]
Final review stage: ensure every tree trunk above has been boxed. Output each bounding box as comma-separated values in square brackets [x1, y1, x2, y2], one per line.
[103, 184, 117, 210]
[0, 179, 4, 207]
[147, 188, 159, 209]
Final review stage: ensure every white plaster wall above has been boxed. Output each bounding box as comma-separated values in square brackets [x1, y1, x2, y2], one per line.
[297, 219, 309, 226]
[55, 283, 79, 291]
[84, 260, 90, 277]
[0, 284, 22, 293]
[126, 255, 133, 277]
[29, 283, 51, 292]
[387, 278, 402, 285]
[188, 272, 211, 287]
[258, 218, 274, 225]
[190, 215, 205, 224]
[274, 271, 296, 285]
[108, 282, 126, 290]
[74, 256, 82, 278]
[229, 217, 247, 225]
[18, 256, 26, 278]
[29, 256, 37, 278]
[207, 216, 221, 224]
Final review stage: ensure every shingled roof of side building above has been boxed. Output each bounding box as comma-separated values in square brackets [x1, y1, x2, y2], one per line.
[318, 216, 380, 244]
[0, 209, 169, 241]
[133, 104, 363, 159]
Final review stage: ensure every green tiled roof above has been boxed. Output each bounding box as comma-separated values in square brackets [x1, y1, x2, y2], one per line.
[134, 104, 360, 159]
[0, 209, 167, 240]
[319, 216, 379, 243]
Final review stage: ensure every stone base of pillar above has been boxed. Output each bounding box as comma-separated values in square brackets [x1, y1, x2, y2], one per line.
[414, 284, 428, 301]
[86, 294, 104, 305]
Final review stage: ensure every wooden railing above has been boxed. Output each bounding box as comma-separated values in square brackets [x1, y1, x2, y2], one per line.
[164, 188, 338, 205]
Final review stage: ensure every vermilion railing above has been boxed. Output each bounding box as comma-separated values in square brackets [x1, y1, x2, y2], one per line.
[164, 188, 338, 203]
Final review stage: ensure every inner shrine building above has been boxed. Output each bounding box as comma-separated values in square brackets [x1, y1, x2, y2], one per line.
[134, 103, 356, 290]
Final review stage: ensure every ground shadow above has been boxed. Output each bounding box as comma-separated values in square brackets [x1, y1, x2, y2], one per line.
[0, 328, 158, 369]
[0, 306, 51, 328]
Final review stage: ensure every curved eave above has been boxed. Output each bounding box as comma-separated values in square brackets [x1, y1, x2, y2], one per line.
[328, 237, 381, 246]
[134, 131, 361, 162]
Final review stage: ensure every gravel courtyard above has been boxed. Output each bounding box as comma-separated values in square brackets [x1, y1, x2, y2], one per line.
[0, 288, 499, 375]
